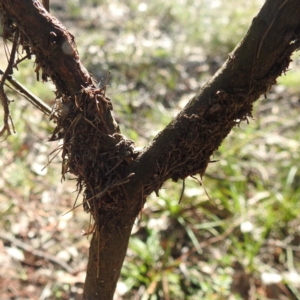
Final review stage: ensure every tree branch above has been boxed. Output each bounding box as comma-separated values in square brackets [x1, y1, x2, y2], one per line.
[1, 0, 300, 299]
[0, 68, 52, 116]
[84, 0, 300, 298]
[125, 0, 300, 196]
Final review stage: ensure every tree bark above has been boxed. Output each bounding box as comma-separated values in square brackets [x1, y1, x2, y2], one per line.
[1, 0, 300, 299]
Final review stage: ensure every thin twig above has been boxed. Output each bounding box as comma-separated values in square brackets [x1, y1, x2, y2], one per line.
[0, 30, 20, 138]
[0, 232, 76, 274]
[0, 68, 52, 116]
[178, 179, 185, 204]
[191, 175, 212, 201]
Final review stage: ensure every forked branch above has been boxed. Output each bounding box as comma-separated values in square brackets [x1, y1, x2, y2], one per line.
[0, 1, 300, 299]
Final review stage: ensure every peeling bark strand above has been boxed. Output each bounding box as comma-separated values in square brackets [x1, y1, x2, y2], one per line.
[1, 0, 300, 299]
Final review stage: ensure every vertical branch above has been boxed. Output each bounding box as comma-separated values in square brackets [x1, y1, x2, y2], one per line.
[0, 29, 19, 138]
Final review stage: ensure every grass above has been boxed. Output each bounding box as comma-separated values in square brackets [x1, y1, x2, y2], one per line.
[2, 0, 300, 299]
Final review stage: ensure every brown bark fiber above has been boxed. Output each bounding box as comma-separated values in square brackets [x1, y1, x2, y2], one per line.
[1, 0, 300, 299]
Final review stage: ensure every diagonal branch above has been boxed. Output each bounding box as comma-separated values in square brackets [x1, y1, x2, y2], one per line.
[0, 68, 52, 116]
[84, 0, 300, 298]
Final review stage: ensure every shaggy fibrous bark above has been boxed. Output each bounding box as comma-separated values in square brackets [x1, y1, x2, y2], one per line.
[1, 0, 300, 299]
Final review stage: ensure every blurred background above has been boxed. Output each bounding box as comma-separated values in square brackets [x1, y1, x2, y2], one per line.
[1, 0, 300, 299]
